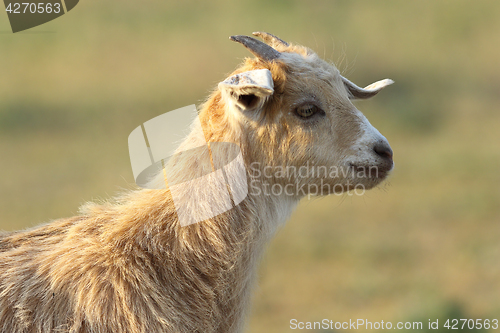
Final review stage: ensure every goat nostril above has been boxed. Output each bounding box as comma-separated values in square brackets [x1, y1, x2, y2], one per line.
[373, 142, 393, 160]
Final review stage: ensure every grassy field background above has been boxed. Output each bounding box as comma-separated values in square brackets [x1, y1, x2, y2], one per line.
[1, 1, 500, 332]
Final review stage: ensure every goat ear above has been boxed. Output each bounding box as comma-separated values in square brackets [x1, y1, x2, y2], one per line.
[219, 69, 274, 111]
[342, 76, 394, 100]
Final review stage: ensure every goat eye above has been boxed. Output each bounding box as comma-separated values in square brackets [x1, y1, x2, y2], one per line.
[295, 104, 318, 118]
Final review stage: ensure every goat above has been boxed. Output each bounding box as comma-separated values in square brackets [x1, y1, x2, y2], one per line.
[0, 32, 394, 333]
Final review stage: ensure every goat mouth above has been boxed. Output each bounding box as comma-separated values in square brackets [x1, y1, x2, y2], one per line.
[348, 162, 392, 180]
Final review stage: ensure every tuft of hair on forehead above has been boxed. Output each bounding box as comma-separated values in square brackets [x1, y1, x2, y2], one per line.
[258, 36, 313, 57]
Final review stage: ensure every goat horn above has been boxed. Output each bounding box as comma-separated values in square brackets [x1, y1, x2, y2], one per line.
[230, 35, 281, 61]
[342, 76, 394, 100]
[252, 31, 289, 48]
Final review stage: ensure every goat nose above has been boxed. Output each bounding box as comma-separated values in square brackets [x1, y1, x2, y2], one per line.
[373, 141, 393, 161]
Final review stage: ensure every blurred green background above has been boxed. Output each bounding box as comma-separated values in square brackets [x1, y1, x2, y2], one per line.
[1, 0, 499, 332]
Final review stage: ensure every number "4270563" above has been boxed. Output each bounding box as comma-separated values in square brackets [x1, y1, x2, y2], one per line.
[444, 318, 498, 330]
[5, 2, 62, 14]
